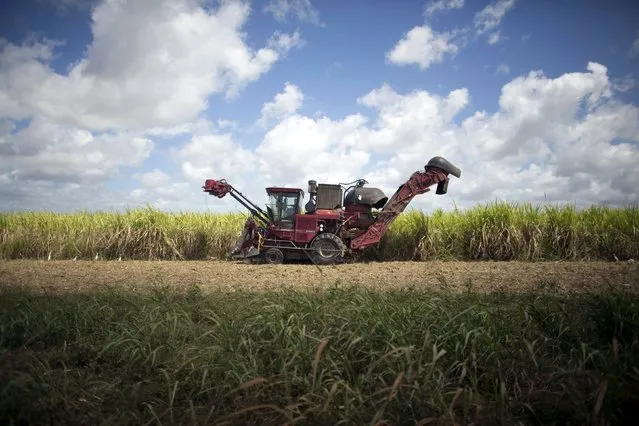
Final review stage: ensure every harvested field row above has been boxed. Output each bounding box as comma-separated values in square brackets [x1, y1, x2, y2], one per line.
[2, 259, 637, 294]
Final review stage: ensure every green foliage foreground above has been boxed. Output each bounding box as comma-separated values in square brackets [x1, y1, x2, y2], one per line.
[1, 285, 638, 425]
[1, 202, 638, 261]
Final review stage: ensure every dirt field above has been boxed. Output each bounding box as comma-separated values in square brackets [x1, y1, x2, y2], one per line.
[1, 259, 637, 294]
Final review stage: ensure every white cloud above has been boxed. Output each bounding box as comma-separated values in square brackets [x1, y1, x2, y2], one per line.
[424, 0, 465, 17]
[0, 0, 301, 133]
[0, 179, 122, 212]
[2, 2, 637, 213]
[0, 117, 152, 183]
[175, 121, 257, 185]
[264, 0, 322, 26]
[356, 84, 469, 153]
[474, 0, 517, 36]
[386, 25, 460, 70]
[0, 115, 155, 212]
[452, 62, 638, 204]
[0, 0, 304, 212]
[134, 169, 171, 187]
[257, 82, 304, 128]
[255, 113, 371, 187]
[250, 62, 639, 211]
[217, 119, 239, 130]
[389, 0, 515, 69]
[7, 60, 637, 212]
[129, 167, 198, 210]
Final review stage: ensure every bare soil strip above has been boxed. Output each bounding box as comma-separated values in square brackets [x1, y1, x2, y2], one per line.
[1, 260, 637, 294]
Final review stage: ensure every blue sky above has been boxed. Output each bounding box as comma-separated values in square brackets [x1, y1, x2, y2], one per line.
[1, 0, 638, 212]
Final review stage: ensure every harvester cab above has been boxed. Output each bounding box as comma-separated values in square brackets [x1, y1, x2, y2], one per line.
[203, 155, 461, 264]
[264, 187, 304, 229]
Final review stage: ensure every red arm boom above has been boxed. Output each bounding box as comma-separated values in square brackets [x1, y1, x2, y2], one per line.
[349, 157, 461, 251]
[202, 179, 271, 227]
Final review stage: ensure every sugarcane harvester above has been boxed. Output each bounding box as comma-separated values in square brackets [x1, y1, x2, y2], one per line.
[203, 156, 461, 264]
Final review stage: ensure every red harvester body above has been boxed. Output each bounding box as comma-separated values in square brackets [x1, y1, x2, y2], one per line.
[203, 156, 461, 264]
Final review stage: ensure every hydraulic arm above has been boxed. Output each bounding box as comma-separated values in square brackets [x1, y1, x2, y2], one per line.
[202, 179, 270, 227]
[349, 157, 461, 251]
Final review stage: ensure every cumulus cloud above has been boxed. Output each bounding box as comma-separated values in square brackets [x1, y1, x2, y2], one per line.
[386, 25, 460, 70]
[0, 179, 124, 212]
[215, 61, 637, 212]
[0, 0, 301, 133]
[0, 117, 153, 183]
[0, 116, 154, 212]
[134, 169, 171, 188]
[174, 119, 257, 188]
[356, 84, 469, 153]
[388, 0, 515, 71]
[2, 2, 636, 213]
[452, 62, 637, 205]
[8, 60, 636, 212]
[252, 62, 638, 211]
[0, 0, 304, 211]
[130, 170, 193, 210]
[257, 82, 305, 129]
[255, 113, 371, 187]
[264, 0, 322, 26]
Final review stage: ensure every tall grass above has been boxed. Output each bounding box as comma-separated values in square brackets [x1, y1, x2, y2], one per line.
[1, 202, 637, 261]
[376, 202, 638, 261]
[1, 284, 638, 424]
[0, 208, 246, 261]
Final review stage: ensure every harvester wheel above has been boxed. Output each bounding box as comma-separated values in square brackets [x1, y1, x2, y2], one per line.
[309, 233, 346, 265]
[263, 247, 284, 264]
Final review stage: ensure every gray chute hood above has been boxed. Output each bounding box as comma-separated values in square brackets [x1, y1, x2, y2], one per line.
[343, 187, 388, 209]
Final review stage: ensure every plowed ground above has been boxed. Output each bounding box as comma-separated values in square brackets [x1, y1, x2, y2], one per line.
[1, 260, 637, 294]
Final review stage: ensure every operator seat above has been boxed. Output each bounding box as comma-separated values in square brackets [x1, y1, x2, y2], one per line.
[280, 205, 296, 229]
